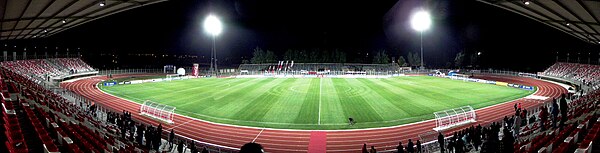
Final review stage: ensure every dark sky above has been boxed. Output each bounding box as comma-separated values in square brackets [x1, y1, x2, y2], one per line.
[7, 0, 600, 71]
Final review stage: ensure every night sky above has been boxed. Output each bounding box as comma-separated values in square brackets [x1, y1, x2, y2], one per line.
[6, 0, 600, 71]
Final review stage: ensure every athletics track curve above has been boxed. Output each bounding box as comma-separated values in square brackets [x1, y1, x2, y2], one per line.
[60, 74, 567, 153]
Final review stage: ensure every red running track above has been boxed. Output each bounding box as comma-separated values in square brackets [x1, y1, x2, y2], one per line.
[60, 74, 566, 153]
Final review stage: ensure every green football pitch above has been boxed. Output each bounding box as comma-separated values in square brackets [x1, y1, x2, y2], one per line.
[99, 76, 534, 130]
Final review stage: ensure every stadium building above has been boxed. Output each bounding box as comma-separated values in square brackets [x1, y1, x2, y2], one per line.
[0, 0, 600, 153]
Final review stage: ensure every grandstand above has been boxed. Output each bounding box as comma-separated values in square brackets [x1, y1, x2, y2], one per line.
[0, 58, 98, 83]
[541, 62, 600, 90]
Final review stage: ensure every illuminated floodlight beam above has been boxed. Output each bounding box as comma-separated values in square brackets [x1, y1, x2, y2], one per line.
[203, 14, 223, 77]
[410, 9, 431, 69]
[204, 15, 222, 36]
[411, 10, 431, 32]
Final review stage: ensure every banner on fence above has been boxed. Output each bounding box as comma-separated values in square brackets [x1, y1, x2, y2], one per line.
[103, 82, 117, 86]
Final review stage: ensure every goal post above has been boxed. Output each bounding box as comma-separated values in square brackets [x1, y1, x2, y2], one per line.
[433, 106, 476, 131]
[140, 100, 176, 124]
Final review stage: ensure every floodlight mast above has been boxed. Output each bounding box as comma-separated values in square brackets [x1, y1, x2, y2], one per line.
[411, 10, 431, 70]
[204, 14, 222, 77]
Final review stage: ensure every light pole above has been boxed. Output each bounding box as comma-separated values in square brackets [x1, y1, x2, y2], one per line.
[204, 14, 222, 77]
[410, 9, 431, 70]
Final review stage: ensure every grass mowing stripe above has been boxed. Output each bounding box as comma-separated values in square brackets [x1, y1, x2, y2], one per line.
[143, 79, 247, 105]
[320, 78, 347, 124]
[355, 79, 412, 117]
[380, 78, 455, 110]
[346, 78, 397, 120]
[333, 79, 383, 123]
[293, 79, 320, 124]
[377, 78, 441, 115]
[230, 79, 293, 122]
[205, 79, 281, 117]
[261, 79, 308, 123]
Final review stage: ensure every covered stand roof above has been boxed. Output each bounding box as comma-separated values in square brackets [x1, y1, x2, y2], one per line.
[0, 0, 168, 40]
[478, 0, 600, 45]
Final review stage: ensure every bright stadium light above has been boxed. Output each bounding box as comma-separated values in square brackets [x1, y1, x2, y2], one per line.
[410, 9, 432, 69]
[203, 15, 222, 36]
[204, 14, 223, 77]
[411, 10, 431, 32]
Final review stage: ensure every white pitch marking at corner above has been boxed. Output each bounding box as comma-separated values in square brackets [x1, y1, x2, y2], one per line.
[318, 78, 322, 125]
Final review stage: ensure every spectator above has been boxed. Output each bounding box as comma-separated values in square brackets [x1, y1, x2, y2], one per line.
[473, 127, 481, 151]
[396, 142, 404, 153]
[190, 141, 197, 153]
[501, 128, 514, 153]
[177, 139, 185, 153]
[438, 132, 445, 153]
[240, 142, 264, 153]
[513, 111, 521, 138]
[407, 139, 414, 153]
[416, 140, 421, 153]
[559, 94, 568, 127]
[170, 129, 176, 149]
[455, 138, 464, 153]
[552, 99, 559, 128]
[447, 139, 454, 153]
[539, 105, 548, 130]
[370, 146, 376, 153]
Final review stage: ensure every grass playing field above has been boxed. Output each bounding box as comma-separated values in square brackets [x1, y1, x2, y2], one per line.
[99, 76, 534, 130]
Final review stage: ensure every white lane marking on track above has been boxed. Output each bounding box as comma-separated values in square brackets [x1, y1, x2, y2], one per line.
[169, 119, 195, 130]
[253, 128, 264, 142]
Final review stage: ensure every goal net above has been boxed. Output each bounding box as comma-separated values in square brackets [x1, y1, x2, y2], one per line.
[140, 100, 176, 124]
[433, 106, 476, 131]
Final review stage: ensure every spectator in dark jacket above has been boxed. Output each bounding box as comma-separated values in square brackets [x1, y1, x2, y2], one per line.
[177, 139, 184, 153]
[240, 142, 264, 153]
[552, 99, 559, 128]
[416, 140, 422, 153]
[559, 94, 568, 127]
[407, 139, 414, 153]
[396, 142, 404, 153]
[170, 129, 175, 149]
[438, 132, 445, 153]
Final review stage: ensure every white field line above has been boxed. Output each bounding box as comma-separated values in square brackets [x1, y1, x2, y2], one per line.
[318, 78, 322, 125]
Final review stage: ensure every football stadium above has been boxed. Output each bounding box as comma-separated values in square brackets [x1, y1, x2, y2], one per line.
[1, 0, 600, 153]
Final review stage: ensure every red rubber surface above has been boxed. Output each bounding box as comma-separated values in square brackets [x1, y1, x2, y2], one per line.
[60, 74, 566, 153]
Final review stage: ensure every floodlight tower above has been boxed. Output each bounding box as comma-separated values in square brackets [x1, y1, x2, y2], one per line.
[204, 14, 222, 77]
[410, 9, 431, 70]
